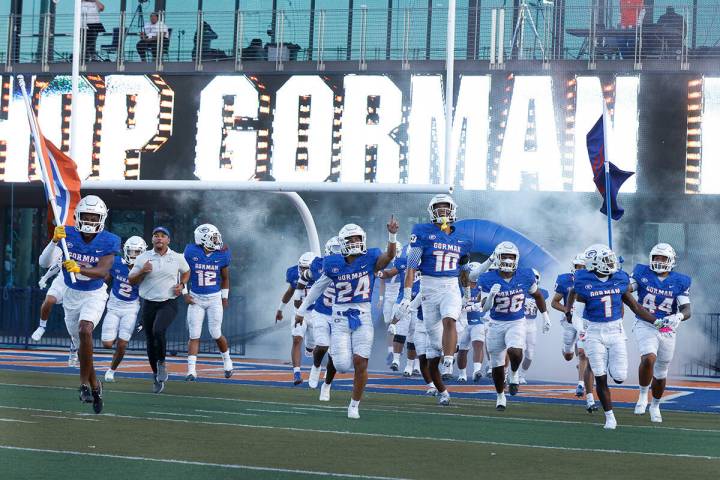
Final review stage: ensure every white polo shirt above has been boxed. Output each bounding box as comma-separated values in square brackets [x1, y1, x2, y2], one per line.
[130, 248, 189, 302]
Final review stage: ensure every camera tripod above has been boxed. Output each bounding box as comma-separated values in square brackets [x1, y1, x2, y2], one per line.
[510, 0, 546, 60]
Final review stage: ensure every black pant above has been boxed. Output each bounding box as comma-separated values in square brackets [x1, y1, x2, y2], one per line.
[85, 23, 104, 60]
[136, 38, 158, 61]
[141, 298, 178, 374]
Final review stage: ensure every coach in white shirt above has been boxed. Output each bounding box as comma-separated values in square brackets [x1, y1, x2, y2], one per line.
[81, 0, 105, 61]
[129, 226, 189, 393]
[136, 12, 169, 61]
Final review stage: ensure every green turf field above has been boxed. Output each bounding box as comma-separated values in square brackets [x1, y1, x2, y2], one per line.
[0, 370, 719, 480]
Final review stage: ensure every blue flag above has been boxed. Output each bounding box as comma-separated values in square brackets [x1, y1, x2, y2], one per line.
[586, 115, 634, 220]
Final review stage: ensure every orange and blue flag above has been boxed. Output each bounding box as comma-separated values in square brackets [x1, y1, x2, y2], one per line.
[586, 115, 634, 220]
[36, 129, 81, 230]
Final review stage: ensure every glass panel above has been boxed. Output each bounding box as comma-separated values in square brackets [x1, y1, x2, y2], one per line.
[350, 0, 389, 61]
[109, 210, 145, 241]
[51, 0, 124, 63]
[314, 0, 349, 61]
[3, 207, 42, 288]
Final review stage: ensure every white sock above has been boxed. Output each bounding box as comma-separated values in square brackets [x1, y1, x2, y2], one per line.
[473, 362, 482, 372]
[39, 319, 48, 328]
[639, 385, 650, 400]
[187, 355, 197, 373]
[586, 392, 595, 404]
[605, 409, 615, 419]
[293, 367, 301, 374]
[427, 382, 435, 388]
[458, 367, 467, 377]
[413, 359, 420, 369]
[651, 397, 661, 407]
[392, 353, 400, 364]
[109, 368, 116, 373]
[221, 350, 231, 361]
[443, 355, 454, 367]
[439, 389, 449, 396]
[578, 380, 584, 387]
[387, 346, 393, 354]
[350, 399, 360, 408]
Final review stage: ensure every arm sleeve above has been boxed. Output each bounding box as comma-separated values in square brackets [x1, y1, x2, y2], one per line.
[39, 241, 61, 268]
[406, 246, 422, 269]
[468, 257, 493, 282]
[297, 274, 332, 316]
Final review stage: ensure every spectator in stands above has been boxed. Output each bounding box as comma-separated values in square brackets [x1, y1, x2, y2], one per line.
[657, 6, 686, 57]
[192, 21, 228, 61]
[81, 0, 105, 61]
[242, 38, 267, 61]
[136, 12, 169, 62]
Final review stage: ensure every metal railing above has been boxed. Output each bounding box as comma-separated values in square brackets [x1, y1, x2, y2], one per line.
[682, 313, 720, 378]
[1, 4, 718, 71]
[0, 287, 247, 356]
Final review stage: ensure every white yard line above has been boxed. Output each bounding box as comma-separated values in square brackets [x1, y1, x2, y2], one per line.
[194, 409, 258, 417]
[147, 411, 210, 418]
[31, 414, 99, 422]
[0, 445, 410, 480]
[0, 418, 37, 423]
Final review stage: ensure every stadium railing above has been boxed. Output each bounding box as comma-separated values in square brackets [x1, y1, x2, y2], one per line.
[1, 4, 717, 72]
[0, 287, 246, 356]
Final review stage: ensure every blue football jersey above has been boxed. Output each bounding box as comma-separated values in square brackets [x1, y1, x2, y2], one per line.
[631, 264, 691, 319]
[409, 223, 471, 278]
[309, 256, 334, 316]
[386, 256, 406, 285]
[395, 268, 421, 303]
[574, 269, 630, 323]
[63, 227, 121, 291]
[285, 265, 299, 289]
[184, 244, 232, 295]
[524, 287, 549, 319]
[323, 248, 382, 308]
[109, 256, 139, 302]
[479, 268, 536, 321]
[554, 272, 575, 305]
[467, 285, 484, 325]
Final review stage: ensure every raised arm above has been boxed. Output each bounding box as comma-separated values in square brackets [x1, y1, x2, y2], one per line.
[375, 215, 400, 271]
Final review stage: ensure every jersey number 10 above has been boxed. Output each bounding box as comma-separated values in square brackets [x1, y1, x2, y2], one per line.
[432, 251, 460, 272]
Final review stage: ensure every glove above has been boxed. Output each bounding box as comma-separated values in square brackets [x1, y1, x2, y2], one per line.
[463, 302, 481, 313]
[388, 323, 397, 335]
[38, 279, 48, 289]
[63, 259, 80, 273]
[396, 298, 411, 319]
[52, 226, 66, 243]
[542, 311, 551, 334]
[662, 313, 683, 330]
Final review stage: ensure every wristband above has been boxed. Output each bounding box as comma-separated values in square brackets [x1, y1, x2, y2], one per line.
[278, 302, 287, 312]
[221, 288, 229, 299]
[181, 285, 188, 295]
[389, 232, 397, 243]
[676, 312, 685, 321]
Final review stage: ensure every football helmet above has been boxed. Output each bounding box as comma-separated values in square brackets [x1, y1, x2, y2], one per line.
[571, 253, 586, 273]
[194, 224, 223, 251]
[493, 241, 519, 273]
[584, 244, 618, 276]
[532, 268, 540, 283]
[324, 236, 343, 256]
[338, 224, 367, 256]
[649, 243, 676, 273]
[74, 195, 108, 234]
[123, 236, 147, 265]
[298, 251, 315, 269]
[427, 194, 457, 224]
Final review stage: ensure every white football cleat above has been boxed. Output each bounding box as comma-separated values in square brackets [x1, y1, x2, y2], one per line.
[438, 391, 450, 406]
[518, 373, 528, 385]
[68, 350, 79, 368]
[347, 404, 360, 419]
[308, 365, 321, 389]
[649, 404, 662, 423]
[425, 386, 438, 396]
[604, 415, 617, 430]
[319, 382, 331, 402]
[31, 327, 46, 342]
[104, 370, 115, 382]
[457, 373, 467, 383]
[634, 398, 648, 415]
[496, 392, 507, 411]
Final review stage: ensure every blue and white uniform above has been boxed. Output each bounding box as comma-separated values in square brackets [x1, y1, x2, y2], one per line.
[523, 287, 549, 361]
[286, 263, 316, 345]
[397, 269, 426, 354]
[573, 269, 631, 381]
[101, 256, 140, 343]
[309, 255, 335, 348]
[555, 272, 588, 353]
[408, 223, 471, 359]
[380, 257, 405, 325]
[630, 264, 691, 380]
[184, 243, 232, 340]
[479, 268, 538, 367]
[42, 249, 68, 304]
[40, 226, 120, 342]
[459, 285, 487, 350]
[298, 248, 382, 372]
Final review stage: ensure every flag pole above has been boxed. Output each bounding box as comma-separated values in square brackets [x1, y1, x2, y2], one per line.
[601, 102, 613, 250]
[17, 76, 76, 283]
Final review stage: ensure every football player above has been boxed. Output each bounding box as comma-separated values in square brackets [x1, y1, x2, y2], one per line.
[376, 242, 403, 365]
[518, 269, 550, 384]
[569, 244, 657, 429]
[296, 217, 399, 419]
[276, 252, 316, 385]
[38, 195, 119, 414]
[459, 262, 489, 383]
[630, 243, 691, 423]
[398, 195, 480, 406]
[35, 249, 78, 367]
[184, 224, 233, 381]
[388, 256, 426, 379]
[101, 236, 146, 382]
[474, 242, 551, 410]
[552, 254, 597, 412]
